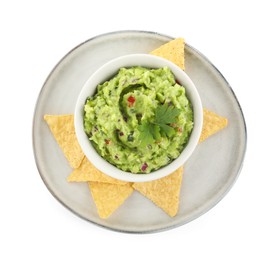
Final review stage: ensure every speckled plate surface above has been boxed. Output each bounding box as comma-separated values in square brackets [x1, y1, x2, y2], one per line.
[33, 31, 246, 233]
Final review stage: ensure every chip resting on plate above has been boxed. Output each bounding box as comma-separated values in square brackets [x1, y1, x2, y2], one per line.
[44, 115, 84, 168]
[150, 38, 185, 70]
[133, 166, 184, 217]
[67, 156, 127, 185]
[88, 182, 133, 219]
[199, 109, 228, 143]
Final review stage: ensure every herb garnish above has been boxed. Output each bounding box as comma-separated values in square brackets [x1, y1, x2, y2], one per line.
[138, 103, 180, 147]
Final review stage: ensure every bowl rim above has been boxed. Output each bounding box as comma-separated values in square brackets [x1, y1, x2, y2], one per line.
[74, 54, 203, 182]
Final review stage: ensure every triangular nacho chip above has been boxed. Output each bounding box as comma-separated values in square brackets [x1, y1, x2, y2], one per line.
[150, 38, 185, 70]
[199, 109, 228, 143]
[150, 39, 228, 143]
[67, 156, 127, 185]
[88, 182, 133, 219]
[133, 166, 183, 217]
[44, 114, 84, 168]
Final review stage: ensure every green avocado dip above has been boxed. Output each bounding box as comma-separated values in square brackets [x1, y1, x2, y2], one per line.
[83, 67, 193, 174]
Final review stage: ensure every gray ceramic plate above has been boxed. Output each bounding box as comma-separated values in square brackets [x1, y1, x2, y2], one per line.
[33, 31, 246, 233]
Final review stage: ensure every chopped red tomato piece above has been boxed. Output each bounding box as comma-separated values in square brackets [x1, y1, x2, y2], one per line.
[127, 96, 136, 107]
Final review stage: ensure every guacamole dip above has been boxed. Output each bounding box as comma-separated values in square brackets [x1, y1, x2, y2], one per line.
[83, 67, 193, 173]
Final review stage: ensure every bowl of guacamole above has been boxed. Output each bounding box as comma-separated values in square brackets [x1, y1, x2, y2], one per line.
[75, 54, 203, 182]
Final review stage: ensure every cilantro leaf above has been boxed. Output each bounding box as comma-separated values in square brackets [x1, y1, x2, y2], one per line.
[155, 103, 180, 124]
[138, 122, 160, 147]
[150, 123, 161, 140]
[157, 123, 176, 137]
[138, 104, 181, 147]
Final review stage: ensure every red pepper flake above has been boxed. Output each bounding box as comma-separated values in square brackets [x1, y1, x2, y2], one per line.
[178, 127, 183, 133]
[127, 96, 136, 107]
[105, 139, 111, 145]
[119, 132, 124, 136]
[141, 163, 148, 171]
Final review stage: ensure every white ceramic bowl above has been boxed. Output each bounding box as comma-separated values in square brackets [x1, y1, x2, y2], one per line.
[75, 54, 203, 182]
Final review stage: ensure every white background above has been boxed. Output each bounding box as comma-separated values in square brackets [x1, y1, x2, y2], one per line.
[1, 0, 278, 259]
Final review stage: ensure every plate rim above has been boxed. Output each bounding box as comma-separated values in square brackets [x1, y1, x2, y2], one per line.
[32, 30, 247, 234]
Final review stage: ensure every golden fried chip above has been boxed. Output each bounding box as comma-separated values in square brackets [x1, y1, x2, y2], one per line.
[44, 115, 84, 168]
[150, 38, 185, 70]
[199, 109, 228, 143]
[67, 157, 127, 185]
[88, 182, 133, 219]
[133, 166, 183, 217]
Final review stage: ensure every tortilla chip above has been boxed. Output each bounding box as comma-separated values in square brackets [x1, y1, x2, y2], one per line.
[88, 182, 133, 219]
[133, 166, 183, 217]
[150, 40, 228, 142]
[150, 38, 185, 70]
[67, 156, 127, 185]
[44, 115, 84, 168]
[199, 109, 228, 143]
